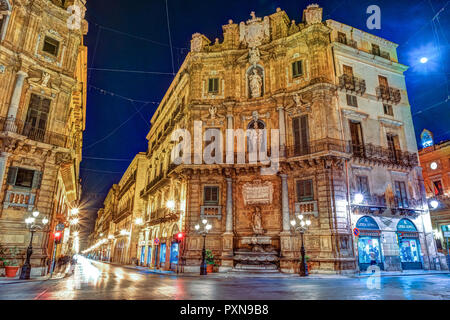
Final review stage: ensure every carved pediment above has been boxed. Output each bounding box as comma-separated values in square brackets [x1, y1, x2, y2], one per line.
[239, 12, 270, 48]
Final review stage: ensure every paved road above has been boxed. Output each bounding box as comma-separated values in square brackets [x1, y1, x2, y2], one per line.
[1, 256, 450, 300]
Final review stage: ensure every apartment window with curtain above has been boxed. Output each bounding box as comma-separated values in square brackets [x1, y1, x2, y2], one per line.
[356, 176, 370, 198]
[349, 121, 364, 157]
[292, 115, 309, 156]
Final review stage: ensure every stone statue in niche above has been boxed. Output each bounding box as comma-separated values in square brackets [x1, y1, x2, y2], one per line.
[41, 72, 51, 87]
[249, 68, 262, 98]
[251, 206, 265, 235]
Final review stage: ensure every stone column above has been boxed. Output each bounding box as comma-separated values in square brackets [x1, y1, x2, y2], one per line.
[277, 107, 286, 157]
[226, 114, 234, 164]
[221, 176, 234, 271]
[225, 177, 233, 232]
[0, 152, 10, 192]
[280, 174, 290, 231]
[7, 70, 28, 120]
[5, 70, 27, 133]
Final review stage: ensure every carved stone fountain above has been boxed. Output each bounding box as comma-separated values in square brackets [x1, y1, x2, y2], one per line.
[233, 206, 279, 272]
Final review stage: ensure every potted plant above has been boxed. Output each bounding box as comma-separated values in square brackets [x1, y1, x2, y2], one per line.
[1, 247, 20, 278]
[205, 250, 215, 273]
[305, 255, 312, 272]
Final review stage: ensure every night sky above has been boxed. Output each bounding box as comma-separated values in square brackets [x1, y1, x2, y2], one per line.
[79, 0, 450, 243]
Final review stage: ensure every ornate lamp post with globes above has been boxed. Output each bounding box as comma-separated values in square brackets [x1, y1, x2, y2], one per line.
[19, 210, 49, 280]
[194, 218, 212, 275]
[290, 214, 312, 277]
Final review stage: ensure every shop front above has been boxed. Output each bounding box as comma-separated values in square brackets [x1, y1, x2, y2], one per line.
[159, 243, 167, 269]
[147, 245, 152, 267]
[356, 216, 384, 271]
[140, 246, 146, 265]
[170, 242, 179, 271]
[397, 219, 423, 270]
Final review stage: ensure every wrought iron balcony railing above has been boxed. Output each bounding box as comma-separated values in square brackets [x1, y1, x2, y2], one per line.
[338, 75, 366, 95]
[286, 138, 351, 158]
[376, 86, 401, 105]
[351, 142, 418, 167]
[0, 117, 68, 148]
[351, 193, 424, 213]
[336, 37, 358, 49]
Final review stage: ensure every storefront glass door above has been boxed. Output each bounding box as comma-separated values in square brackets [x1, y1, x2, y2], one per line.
[357, 236, 384, 271]
[160, 243, 166, 268]
[140, 247, 145, 265]
[147, 246, 152, 266]
[399, 238, 422, 269]
[170, 243, 179, 270]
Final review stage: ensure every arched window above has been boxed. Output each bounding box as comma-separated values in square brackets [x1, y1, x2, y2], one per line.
[355, 216, 379, 230]
[0, 0, 11, 42]
[397, 219, 418, 232]
[420, 129, 433, 148]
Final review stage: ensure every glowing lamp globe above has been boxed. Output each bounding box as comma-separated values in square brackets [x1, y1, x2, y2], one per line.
[420, 57, 428, 64]
[430, 200, 439, 209]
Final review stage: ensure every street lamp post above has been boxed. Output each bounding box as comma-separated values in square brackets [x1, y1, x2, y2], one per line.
[20, 210, 49, 280]
[194, 219, 212, 275]
[290, 214, 312, 277]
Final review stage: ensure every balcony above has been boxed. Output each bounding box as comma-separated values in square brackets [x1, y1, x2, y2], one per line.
[3, 189, 36, 210]
[286, 138, 351, 158]
[350, 143, 418, 167]
[201, 205, 222, 220]
[0, 117, 68, 148]
[376, 86, 401, 105]
[294, 200, 318, 218]
[351, 194, 424, 217]
[336, 37, 358, 49]
[338, 75, 366, 95]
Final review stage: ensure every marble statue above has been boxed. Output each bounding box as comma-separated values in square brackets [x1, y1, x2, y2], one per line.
[249, 69, 262, 98]
[252, 206, 265, 235]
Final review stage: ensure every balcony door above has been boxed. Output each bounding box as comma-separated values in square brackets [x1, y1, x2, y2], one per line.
[292, 115, 309, 156]
[387, 133, 400, 162]
[24, 94, 50, 142]
[349, 121, 364, 157]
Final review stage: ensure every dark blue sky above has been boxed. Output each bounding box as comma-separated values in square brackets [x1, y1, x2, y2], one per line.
[79, 0, 450, 235]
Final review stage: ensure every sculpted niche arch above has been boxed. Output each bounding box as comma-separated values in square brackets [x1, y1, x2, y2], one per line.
[0, 0, 11, 41]
[246, 64, 264, 98]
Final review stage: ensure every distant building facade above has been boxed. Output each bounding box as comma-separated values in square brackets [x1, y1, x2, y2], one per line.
[418, 129, 450, 265]
[0, 0, 87, 276]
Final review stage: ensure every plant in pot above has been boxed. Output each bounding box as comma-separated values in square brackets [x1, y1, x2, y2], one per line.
[205, 250, 215, 273]
[305, 255, 312, 272]
[2, 247, 20, 278]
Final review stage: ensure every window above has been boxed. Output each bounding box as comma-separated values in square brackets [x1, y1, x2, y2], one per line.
[208, 78, 219, 93]
[378, 75, 388, 88]
[6, 167, 42, 189]
[292, 115, 309, 156]
[296, 179, 313, 202]
[343, 65, 353, 76]
[346, 94, 358, 107]
[395, 181, 408, 208]
[383, 104, 393, 116]
[337, 32, 347, 44]
[24, 94, 50, 141]
[204, 186, 219, 205]
[372, 44, 380, 56]
[356, 176, 370, 197]
[349, 121, 364, 157]
[433, 180, 444, 196]
[42, 36, 59, 56]
[292, 60, 303, 78]
[387, 133, 400, 162]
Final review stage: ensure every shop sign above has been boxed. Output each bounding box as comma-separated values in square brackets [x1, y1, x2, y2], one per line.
[443, 231, 450, 238]
[397, 219, 418, 232]
[355, 216, 379, 230]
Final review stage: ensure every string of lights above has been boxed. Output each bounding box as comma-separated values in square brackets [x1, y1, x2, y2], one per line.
[88, 84, 161, 104]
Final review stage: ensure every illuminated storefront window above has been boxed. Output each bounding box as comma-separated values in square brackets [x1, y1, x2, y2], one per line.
[397, 219, 423, 270]
[355, 216, 384, 271]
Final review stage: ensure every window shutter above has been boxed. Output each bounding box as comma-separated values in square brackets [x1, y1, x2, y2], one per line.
[6, 167, 18, 185]
[300, 115, 309, 155]
[32, 171, 42, 189]
[293, 118, 301, 155]
[305, 180, 313, 198]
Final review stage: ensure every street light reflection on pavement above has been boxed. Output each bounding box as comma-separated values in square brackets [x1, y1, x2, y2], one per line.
[75, 255, 101, 285]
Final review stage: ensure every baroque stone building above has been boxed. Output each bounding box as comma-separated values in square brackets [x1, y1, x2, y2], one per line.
[0, 0, 87, 276]
[418, 129, 450, 267]
[137, 4, 438, 274]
